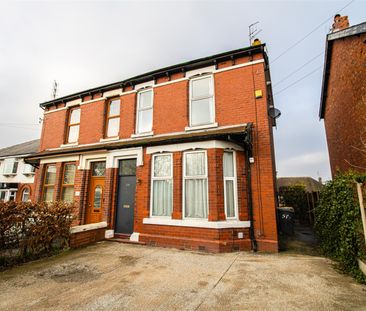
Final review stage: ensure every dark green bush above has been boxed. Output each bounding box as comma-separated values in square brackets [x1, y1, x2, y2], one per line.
[315, 172, 366, 283]
[0, 201, 75, 270]
[279, 184, 308, 223]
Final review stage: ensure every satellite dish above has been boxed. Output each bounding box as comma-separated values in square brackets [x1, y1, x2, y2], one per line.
[268, 107, 281, 119]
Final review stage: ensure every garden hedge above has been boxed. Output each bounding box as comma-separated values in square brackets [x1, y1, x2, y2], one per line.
[315, 172, 366, 283]
[0, 201, 75, 270]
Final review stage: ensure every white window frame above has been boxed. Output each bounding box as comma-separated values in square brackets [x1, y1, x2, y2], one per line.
[0, 189, 8, 201]
[22, 188, 30, 202]
[150, 153, 173, 218]
[23, 163, 36, 175]
[189, 74, 215, 127]
[136, 88, 154, 135]
[182, 150, 209, 220]
[3, 158, 18, 175]
[223, 150, 239, 220]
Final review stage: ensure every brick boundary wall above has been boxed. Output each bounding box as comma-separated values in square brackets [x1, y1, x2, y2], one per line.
[69, 228, 106, 248]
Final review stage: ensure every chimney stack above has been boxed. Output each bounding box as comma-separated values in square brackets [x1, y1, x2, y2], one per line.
[332, 14, 349, 32]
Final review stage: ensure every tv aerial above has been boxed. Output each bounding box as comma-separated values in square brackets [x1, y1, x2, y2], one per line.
[249, 22, 262, 45]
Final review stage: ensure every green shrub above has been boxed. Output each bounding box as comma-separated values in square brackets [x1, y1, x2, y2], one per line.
[0, 201, 75, 270]
[279, 184, 308, 223]
[315, 172, 366, 283]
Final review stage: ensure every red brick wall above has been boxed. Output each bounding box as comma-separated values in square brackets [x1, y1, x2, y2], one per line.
[323, 33, 366, 176]
[70, 228, 105, 248]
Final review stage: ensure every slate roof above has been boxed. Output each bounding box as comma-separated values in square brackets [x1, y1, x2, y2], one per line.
[277, 177, 323, 193]
[0, 139, 40, 158]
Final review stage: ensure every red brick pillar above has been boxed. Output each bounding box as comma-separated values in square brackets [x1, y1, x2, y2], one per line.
[236, 151, 249, 221]
[172, 152, 183, 219]
[54, 162, 63, 201]
[208, 149, 225, 221]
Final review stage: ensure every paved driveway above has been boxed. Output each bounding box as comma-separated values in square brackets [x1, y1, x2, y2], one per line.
[0, 242, 365, 310]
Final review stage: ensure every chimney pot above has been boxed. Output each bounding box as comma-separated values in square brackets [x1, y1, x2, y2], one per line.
[332, 15, 349, 32]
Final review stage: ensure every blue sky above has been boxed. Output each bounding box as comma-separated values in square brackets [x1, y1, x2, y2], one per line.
[0, 0, 365, 180]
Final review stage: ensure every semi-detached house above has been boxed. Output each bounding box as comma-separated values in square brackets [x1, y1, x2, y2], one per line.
[27, 43, 279, 252]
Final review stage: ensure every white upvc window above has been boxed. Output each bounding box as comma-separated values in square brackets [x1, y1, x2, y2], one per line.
[223, 151, 238, 219]
[23, 163, 36, 175]
[136, 89, 153, 134]
[22, 188, 30, 202]
[183, 150, 208, 219]
[3, 158, 18, 175]
[189, 75, 215, 127]
[151, 154, 173, 217]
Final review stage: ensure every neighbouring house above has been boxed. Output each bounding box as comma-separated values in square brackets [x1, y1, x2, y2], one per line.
[319, 15, 366, 177]
[277, 177, 323, 225]
[26, 43, 279, 252]
[0, 139, 39, 202]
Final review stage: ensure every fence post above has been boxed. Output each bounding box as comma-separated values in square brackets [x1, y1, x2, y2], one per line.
[356, 183, 366, 245]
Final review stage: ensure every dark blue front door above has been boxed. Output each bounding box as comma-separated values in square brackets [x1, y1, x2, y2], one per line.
[115, 159, 137, 234]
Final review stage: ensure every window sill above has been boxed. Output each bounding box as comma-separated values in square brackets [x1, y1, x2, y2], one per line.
[23, 173, 36, 176]
[131, 131, 154, 138]
[60, 142, 78, 148]
[185, 123, 218, 132]
[143, 218, 250, 229]
[100, 137, 119, 142]
[3, 173, 17, 177]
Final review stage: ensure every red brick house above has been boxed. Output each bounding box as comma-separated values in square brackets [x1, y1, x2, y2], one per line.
[27, 43, 279, 252]
[320, 16, 366, 176]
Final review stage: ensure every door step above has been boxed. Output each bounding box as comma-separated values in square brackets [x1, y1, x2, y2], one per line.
[107, 238, 146, 245]
[114, 233, 131, 239]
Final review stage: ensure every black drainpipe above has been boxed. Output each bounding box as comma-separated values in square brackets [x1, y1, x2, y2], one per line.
[244, 123, 257, 252]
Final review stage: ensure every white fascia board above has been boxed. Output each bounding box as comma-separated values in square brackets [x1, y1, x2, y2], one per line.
[40, 155, 80, 164]
[146, 140, 243, 154]
[143, 218, 250, 229]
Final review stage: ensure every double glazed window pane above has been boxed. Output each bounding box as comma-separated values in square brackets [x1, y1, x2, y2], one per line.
[107, 118, 119, 137]
[45, 165, 56, 185]
[184, 179, 208, 218]
[63, 164, 76, 184]
[43, 188, 54, 202]
[69, 109, 80, 124]
[185, 152, 206, 176]
[109, 99, 120, 116]
[61, 187, 74, 203]
[225, 180, 235, 217]
[154, 155, 171, 177]
[223, 152, 234, 177]
[152, 180, 172, 217]
[68, 125, 79, 143]
[191, 98, 214, 126]
[191, 77, 212, 98]
[137, 109, 152, 133]
[139, 91, 153, 109]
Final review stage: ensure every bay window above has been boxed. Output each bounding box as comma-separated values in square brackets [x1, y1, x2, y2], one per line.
[183, 151, 208, 218]
[151, 154, 173, 217]
[105, 98, 120, 137]
[42, 164, 56, 202]
[136, 89, 153, 134]
[223, 151, 237, 218]
[67, 107, 80, 143]
[189, 75, 215, 127]
[61, 163, 76, 202]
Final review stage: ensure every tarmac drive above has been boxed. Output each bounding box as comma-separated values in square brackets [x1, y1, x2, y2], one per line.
[1, 241, 366, 311]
